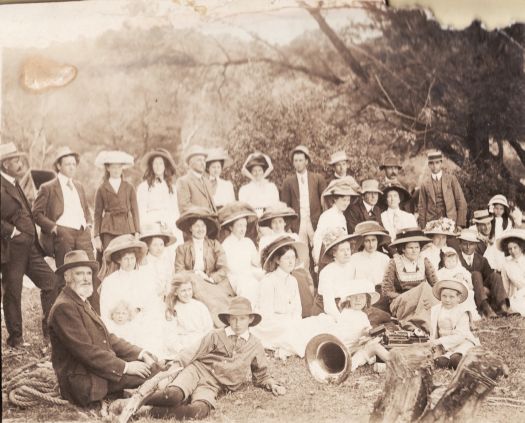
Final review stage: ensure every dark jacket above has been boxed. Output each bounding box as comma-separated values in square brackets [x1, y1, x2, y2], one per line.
[48, 286, 142, 406]
[32, 177, 92, 256]
[280, 171, 327, 232]
[94, 180, 140, 237]
[344, 199, 382, 234]
[456, 251, 494, 280]
[1, 175, 38, 264]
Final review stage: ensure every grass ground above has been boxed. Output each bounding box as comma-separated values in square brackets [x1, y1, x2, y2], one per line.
[2, 287, 525, 423]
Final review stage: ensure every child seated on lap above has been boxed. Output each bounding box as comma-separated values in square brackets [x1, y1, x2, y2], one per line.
[430, 279, 480, 370]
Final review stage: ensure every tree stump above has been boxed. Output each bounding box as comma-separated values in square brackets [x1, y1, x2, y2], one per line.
[419, 347, 508, 423]
[370, 344, 434, 423]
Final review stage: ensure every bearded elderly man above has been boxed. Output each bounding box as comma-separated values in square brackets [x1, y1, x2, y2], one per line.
[48, 250, 160, 407]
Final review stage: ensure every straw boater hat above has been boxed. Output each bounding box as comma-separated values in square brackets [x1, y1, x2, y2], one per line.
[141, 148, 176, 172]
[456, 229, 480, 243]
[103, 234, 148, 264]
[55, 250, 99, 275]
[353, 221, 391, 247]
[218, 201, 258, 228]
[258, 202, 298, 228]
[53, 146, 79, 170]
[432, 279, 468, 303]
[176, 206, 220, 239]
[488, 194, 510, 210]
[139, 222, 177, 247]
[381, 181, 411, 204]
[427, 149, 443, 162]
[495, 228, 525, 254]
[338, 279, 380, 305]
[328, 151, 348, 165]
[359, 179, 382, 195]
[319, 227, 359, 263]
[290, 145, 311, 162]
[389, 227, 431, 248]
[218, 296, 262, 327]
[94, 151, 134, 169]
[471, 209, 494, 224]
[205, 147, 233, 169]
[423, 218, 457, 237]
[321, 177, 360, 209]
[183, 145, 207, 165]
[0, 142, 27, 163]
[260, 235, 308, 272]
[379, 154, 402, 170]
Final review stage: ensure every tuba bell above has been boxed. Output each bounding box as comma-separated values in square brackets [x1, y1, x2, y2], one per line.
[305, 334, 351, 384]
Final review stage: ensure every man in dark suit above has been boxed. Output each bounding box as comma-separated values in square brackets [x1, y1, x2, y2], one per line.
[468, 209, 494, 256]
[455, 229, 510, 318]
[0, 143, 59, 348]
[280, 145, 326, 247]
[48, 250, 159, 407]
[176, 145, 217, 214]
[344, 179, 383, 233]
[33, 146, 94, 274]
[418, 150, 467, 229]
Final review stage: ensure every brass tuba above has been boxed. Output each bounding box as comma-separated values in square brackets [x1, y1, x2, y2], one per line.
[305, 334, 351, 384]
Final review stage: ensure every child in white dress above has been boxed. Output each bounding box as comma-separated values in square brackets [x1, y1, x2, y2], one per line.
[437, 247, 481, 321]
[162, 273, 214, 359]
[430, 279, 480, 370]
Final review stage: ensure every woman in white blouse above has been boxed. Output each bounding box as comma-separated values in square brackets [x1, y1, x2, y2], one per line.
[238, 152, 279, 218]
[497, 229, 525, 316]
[137, 148, 183, 246]
[380, 182, 416, 241]
[205, 148, 236, 209]
[312, 177, 359, 267]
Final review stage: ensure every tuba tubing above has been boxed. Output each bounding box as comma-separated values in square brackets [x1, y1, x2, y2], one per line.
[305, 334, 352, 384]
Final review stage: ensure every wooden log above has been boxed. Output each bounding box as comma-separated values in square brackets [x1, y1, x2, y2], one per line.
[117, 363, 183, 423]
[419, 347, 508, 423]
[370, 344, 434, 423]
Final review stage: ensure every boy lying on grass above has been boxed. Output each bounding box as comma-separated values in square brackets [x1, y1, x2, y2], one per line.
[110, 296, 285, 420]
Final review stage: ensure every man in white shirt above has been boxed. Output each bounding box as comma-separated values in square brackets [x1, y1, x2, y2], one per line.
[33, 147, 94, 277]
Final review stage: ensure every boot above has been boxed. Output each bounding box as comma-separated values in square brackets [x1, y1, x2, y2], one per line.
[449, 353, 463, 370]
[434, 356, 450, 369]
[480, 300, 498, 319]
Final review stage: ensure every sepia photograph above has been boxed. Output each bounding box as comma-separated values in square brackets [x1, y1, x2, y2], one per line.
[1, 0, 524, 422]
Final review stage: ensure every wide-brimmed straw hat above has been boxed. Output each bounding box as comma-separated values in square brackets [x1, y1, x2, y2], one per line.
[423, 218, 457, 237]
[456, 229, 480, 243]
[339, 279, 380, 305]
[53, 146, 79, 169]
[379, 154, 402, 170]
[260, 235, 308, 272]
[432, 279, 468, 303]
[389, 227, 431, 248]
[381, 182, 411, 204]
[141, 148, 176, 172]
[320, 227, 359, 263]
[56, 250, 99, 275]
[205, 148, 233, 169]
[321, 177, 360, 209]
[184, 145, 208, 164]
[176, 207, 220, 239]
[258, 202, 298, 228]
[328, 151, 348, 165]
[495, 228, 525, 254]
[0, 142, 27, 163]
[218, 201, 258, 228]
[218, 296, 262, 327]
[94, 151, 134, 169]
[472, 210, 494, 224]
[488, 194, 509, 209]
[353, 221, 391, 247]
[359, 179, 382, 195]
[139, 222, 177, 247]
[103, 234, 148, 264]
[290, 145, 311, 162]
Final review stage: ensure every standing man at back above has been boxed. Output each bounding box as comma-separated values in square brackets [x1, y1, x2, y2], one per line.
[176, 145, 217, 214]
[1, 143, 58, 348]
[33, 146, 94, 277]
[280, 145, 326, 248]
[418, 150, 467, 230]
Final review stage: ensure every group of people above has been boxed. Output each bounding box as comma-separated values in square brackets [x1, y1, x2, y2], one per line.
[1, 141, 524, 419]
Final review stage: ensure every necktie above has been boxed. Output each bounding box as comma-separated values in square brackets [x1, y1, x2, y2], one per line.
[14, 180, 31, 211]
[67, 179, 74, 190]
[230, 335, 239, 350]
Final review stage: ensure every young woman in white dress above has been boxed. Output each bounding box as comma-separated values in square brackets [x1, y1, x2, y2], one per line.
[380, 182, 416, 241]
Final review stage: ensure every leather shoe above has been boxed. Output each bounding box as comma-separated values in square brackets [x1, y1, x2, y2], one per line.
[7, 337, 30, 348]
[481, 301, 498, 319]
